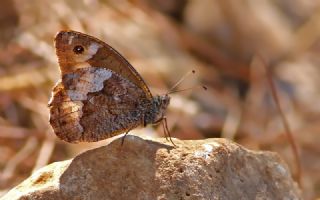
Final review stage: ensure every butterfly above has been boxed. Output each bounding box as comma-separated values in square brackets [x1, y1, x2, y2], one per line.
[49, 30, 173, 144]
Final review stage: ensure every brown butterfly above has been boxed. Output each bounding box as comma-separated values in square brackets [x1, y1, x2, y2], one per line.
[49, 30, 173, 144]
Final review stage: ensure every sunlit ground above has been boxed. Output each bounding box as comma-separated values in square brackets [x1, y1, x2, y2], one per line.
[0, 0, 319, 199]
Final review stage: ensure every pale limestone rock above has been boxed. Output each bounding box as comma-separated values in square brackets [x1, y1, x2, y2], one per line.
[2, 136, 301, 200]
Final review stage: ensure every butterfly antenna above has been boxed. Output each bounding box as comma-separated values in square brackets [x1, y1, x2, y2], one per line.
[167, 85, 207, 95]
[167, 70, 196, 94]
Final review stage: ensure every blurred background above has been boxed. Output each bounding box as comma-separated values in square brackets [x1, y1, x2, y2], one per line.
[0, 0, 319, 199]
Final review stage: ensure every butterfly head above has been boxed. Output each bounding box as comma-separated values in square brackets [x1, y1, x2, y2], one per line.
[54, 30, 103, 75]
[145, 94, 170, 124]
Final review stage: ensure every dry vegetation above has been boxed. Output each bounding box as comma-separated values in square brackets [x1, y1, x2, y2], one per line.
[0, 0, 319, 199]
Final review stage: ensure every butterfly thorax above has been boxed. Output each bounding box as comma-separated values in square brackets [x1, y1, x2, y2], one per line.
[144, 95, 170, 125]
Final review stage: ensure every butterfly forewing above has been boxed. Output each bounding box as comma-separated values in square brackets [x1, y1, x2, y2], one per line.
[54, 31, 152, 99]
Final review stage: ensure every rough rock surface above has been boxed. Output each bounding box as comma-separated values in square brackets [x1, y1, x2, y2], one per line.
[2, 135, 301, 200]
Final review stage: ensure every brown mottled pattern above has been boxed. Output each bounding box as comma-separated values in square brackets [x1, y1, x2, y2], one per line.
[50, 30, 171, 143]
[80, 72, 151, 142]
[49, 82, 84, 142]
[49, 67, 151, 142]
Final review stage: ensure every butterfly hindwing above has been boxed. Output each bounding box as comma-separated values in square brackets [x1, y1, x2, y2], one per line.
[49, 67, 150, 142]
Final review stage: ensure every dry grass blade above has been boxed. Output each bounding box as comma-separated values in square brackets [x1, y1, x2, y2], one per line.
[0, 137, 38, 183]
[260, 56, 302, 187]
[32, 134, 55, 173]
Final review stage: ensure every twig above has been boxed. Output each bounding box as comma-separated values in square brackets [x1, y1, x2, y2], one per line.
[221, 102, 242, 140]
[0, 125, 45, 140]
[0, 136, 38, 183]
[260, 56, 302, 187]
[32, 132, 56, 173]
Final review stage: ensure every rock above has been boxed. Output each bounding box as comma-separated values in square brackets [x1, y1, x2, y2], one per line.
[2, 135, 301, 200]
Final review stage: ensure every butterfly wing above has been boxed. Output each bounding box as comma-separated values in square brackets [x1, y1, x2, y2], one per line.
[50, 30, 154, 143]
[54, 30, 153, 99]
[49, 67, 150, 143]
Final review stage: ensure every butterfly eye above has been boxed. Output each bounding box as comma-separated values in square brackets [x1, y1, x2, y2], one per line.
[73, 45, 85, 54]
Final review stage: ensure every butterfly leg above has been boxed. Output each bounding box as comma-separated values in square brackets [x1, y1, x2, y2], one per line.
[162, 117, 176, 147]
[161, 120, 170, 142]
[152, 117, 169, 142]
[121, 130, 130, 146]
[143, 115, 147, 127]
